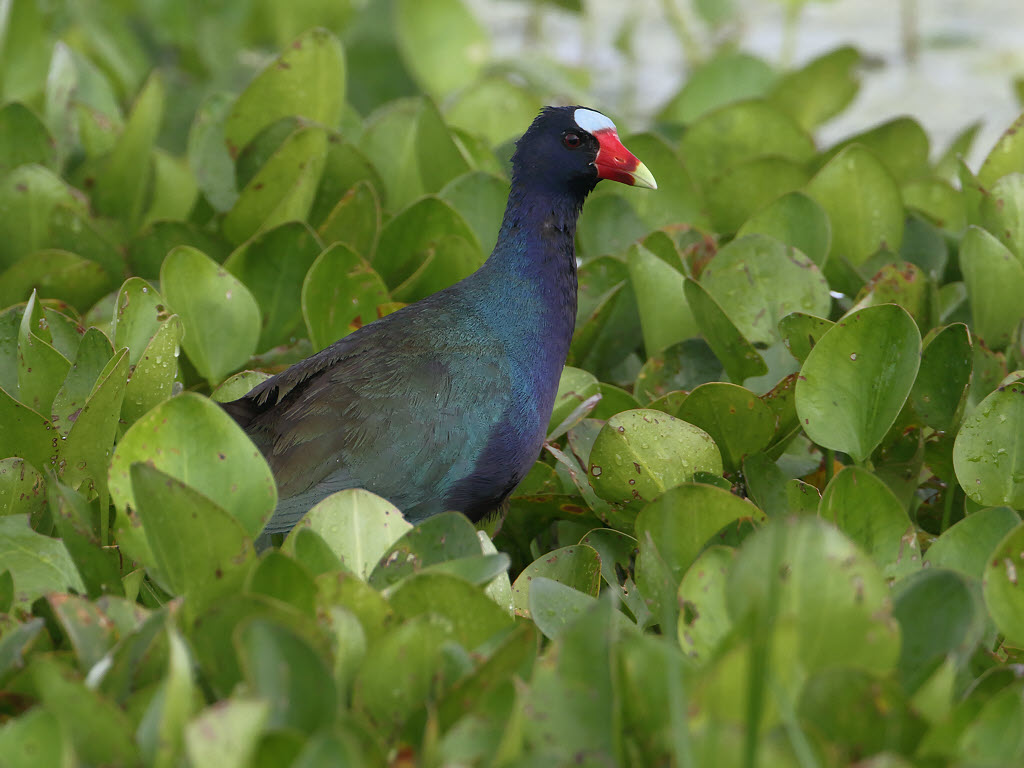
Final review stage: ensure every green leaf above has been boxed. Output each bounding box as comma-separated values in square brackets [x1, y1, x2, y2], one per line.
[352, 614, 453, 734]
[223, 222, 321, 351]
[161, 245, 261, 385]
[130, 462, 255, 611]
[980, 173, 1024, 261]
[390, 572, 514, 647]
[675, 382, 775, 471]
[439, 171, 509, 254]
[145, 148, 198, 227]
[59, 347, 129, 496]
[910, 323, 972, 431]
[393, 232, 479, 303]
[982, 522, 1024, 646]
[936, 121, 982, 182]
[576, 194, 648, 259]
[707, 156, 809, 234]
[701, 234, 831, 346]
[742, 453, 788, 518]
[373, 196, 480, 293]
[234, 116, 302, 189]
[135, 625, 196, 768]
[954, 382, 1024, 508]
[190, 593, 318, 699]
[770, 46, 860, 131]
[394, 0, 489, 97]
[0, 457, 46, 519]
[238, 618, 337, 733]
[677, 545, 734, 662]
[588, 409, 723, 508]
[825, 117, 930, 185]
[528, 576, 611, 641]
[224, 27, 345, 156]
[637, 482, 763, 584]
[285, 488, 412, 580]
[359, 99, 423, 212]
[568, 277, 643, 380]
[91, 71, 164, 229]
[111, 277, 167, 366]
[445, 75, 544, 146]
[0, 102, 57, 174]
[18, 290, 71, 417]
[820, 466, 919, 578]
[511, 545, 601, 617]
[45, 203, 123, 280]
[0, 165, 82, 271]
[786, 478, 821, 514]
[924, 506, 1021, 579]
[592, 383, 642, 420]
[850, 261, 931, 329]
[902, 178, 966, 233]
[109, 392, 277, 539]
[958, 682, 1024, 766]
[317, 179, 381, 258]
[978, 111, 1024, 188]
[436, 621, 536, 729]
[806, 144, 904, 275]
[120, 315, 183, 428]
[738, 192, 831, 266]
[547, 366, 600, 438]
[369, 511, 482, 589]
[0, 389, 55, 486]
[48, 592, 115, 673]
[580, 528, 650, 624]
[524, 597, 622, 746]
[222, 125, 328, 245]
[415, 98, 472, 193]
[796, 304, 922, 462]
[892, 569, 985, 694]
[612, 132, 703, 231]
[0, 709, 69, 768]
[635, 338, 723, 403]
[684, 278, 768, 384]
[0, 249, 110, 313]
[627, 243, 696, 356]
[30, 656, 140, 766]
[188, 91, 239, 212]
[657, 51, 775, 124]
[301, 242, 390, 352]
[311, 138, 385, 226]
[0, 304, 23, 396]
[210, 371, 269, 404]
[50, 479, 123, 598]
[0, 515, 84, 608]
[679, 99, 814, 189]
[778, 312, 834, 364]
[728, 517, 899, 674]
[185, 698, 270, 768]
[798, 667, 924, 758]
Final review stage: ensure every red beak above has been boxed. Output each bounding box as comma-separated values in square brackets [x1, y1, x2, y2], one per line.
[593, 129, 658, 189]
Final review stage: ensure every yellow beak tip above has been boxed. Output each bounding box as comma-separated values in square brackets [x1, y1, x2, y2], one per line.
[632, 161, 658, 190]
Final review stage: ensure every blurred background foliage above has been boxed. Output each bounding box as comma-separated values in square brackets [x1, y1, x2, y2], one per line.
[3, 1, 1024, 766]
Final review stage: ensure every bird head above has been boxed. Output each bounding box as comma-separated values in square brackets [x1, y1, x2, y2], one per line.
[511, 106, 658, 198]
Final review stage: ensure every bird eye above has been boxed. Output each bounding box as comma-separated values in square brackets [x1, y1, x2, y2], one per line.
[562, 132, 582, 149]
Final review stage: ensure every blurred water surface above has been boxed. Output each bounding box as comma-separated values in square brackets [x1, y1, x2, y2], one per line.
[469, 0, 1024, 164]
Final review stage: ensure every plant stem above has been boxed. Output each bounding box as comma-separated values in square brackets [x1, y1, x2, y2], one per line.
[780, 1, 801, 68]
[901, 0, 919, 63]
[100, 485, 109, 546]
[941, 483, 955, 532]
[659, 0, 703, 68]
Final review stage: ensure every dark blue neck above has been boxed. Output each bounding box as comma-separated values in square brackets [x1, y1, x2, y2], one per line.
[469, 180, 586, 404]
